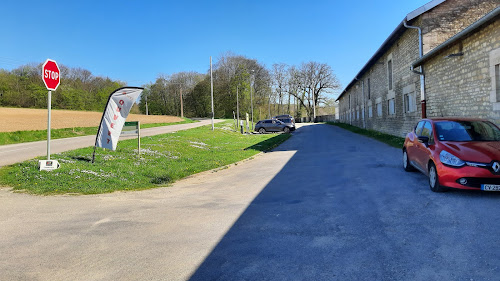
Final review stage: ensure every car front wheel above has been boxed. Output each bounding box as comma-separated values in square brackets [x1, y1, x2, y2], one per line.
[403, 149, 415, 172]
[428, 162, 444, 192]
[259, 128, 266, 134]
[283, 127, 290, 134]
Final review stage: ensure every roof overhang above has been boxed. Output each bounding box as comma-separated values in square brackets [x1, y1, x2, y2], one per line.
[336, 0, 446, 102]
[406, 0, 446, 21]
[412, 6, 500, 68]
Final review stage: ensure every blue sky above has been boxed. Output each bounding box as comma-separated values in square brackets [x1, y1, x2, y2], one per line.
[1, 0, 430, 94]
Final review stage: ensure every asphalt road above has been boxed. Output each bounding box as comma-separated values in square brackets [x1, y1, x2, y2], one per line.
[0, 119, 222, 167]
[1, 123, 500, 280]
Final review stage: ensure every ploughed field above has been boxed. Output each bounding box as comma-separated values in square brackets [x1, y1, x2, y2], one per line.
[0, 107, 183, 132]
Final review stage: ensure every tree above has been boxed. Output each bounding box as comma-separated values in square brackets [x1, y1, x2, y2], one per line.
[138, 72, 204, 116]
[184, 77, 211, 117]
[287, 62, 341, 118]
[272, 63, 289, 116]
[209, 52, 271, 119]
[0, 63, 124, 111]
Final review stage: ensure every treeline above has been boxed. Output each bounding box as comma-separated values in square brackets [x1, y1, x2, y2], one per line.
[139, 53, 272, 120]
[0, 63, 124, 111]
[1, 53, 341, 119]
[139, 53, 341, 120]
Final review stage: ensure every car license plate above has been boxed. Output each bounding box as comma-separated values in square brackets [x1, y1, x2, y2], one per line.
[481, 184, 500, 191]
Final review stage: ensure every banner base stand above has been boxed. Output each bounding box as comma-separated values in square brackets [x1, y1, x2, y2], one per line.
[39, 160, 60, 171]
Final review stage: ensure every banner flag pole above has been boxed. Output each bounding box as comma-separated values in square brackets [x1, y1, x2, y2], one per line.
[92, 87, 144, 163]
[92, 92, 113, 164]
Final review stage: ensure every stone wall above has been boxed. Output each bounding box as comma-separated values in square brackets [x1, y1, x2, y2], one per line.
[421, 0, 499, 54]
[339, 23, 422, 137]
[338, 0, 499, 137]
[424, 18, 500, 123]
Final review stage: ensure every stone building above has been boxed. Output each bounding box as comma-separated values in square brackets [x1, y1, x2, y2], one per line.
[336, 0, 499, 137]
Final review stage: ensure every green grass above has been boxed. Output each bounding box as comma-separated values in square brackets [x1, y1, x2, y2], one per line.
[326, 122, 405, 148]
[140, 118, 195, 129]
[0, 118, 195, 145]
[0, 121, 291, 195]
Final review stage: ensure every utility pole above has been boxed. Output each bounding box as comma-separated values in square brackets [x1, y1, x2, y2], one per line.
[236, 86, 239, 128]
[250, 82, 254, 130]
[250, 70, 254, 130]
[180, 87, 183, 118]
[210, 56, 214, 131]
[268, 92, 271, 118]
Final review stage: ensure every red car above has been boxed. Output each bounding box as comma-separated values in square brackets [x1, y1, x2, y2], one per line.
[403, 118, 500, 192]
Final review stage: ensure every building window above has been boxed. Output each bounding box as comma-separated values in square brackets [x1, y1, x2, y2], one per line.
[368, 104, 373, 118]
[489, 49, 500, 107]
[356, 109, 359, 120]
[388, 60, 393, 90]
[377, 101, 382, 117]
[496, 64, 500, 101]
[388, 98, 395, 115]
[404, 92, 416, 113]
[367, 78, 371, 100]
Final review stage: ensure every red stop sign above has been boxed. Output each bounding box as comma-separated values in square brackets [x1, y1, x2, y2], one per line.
[42, 59, 60, 91]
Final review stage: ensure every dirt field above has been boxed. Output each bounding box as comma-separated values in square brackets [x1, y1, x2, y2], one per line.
[0, 107, 184, 132]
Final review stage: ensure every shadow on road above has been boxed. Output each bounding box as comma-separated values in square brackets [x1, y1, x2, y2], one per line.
[188, 123, 500, 280]
[245, 132, 291, 152]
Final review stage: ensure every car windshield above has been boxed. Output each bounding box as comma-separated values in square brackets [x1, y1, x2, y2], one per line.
[434, 121, 500, 141]
[280, 118, 291, 123]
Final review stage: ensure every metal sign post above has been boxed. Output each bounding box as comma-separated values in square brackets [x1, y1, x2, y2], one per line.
[121, 121, 141, 156]
[39, 59, 61, 171]
[47, 90, 51, 160]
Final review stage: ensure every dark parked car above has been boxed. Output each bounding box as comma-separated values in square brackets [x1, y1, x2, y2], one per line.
[403, 118, 500, 192]
[255, 119, 290, 134]
[273, 115, 295, 131]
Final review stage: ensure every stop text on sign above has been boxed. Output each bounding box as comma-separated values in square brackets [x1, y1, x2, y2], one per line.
[44, 69, 59, 80]
[42, 59, 60, 91]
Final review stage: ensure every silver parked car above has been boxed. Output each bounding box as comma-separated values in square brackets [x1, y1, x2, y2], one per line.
[255, 119, 290, 134]
[273, 115, 295, 131]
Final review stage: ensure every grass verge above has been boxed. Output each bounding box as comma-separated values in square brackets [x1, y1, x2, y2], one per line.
[0, 121, 291, 195]
[0, 118, 195, 145]
[326, 122, 405, 148]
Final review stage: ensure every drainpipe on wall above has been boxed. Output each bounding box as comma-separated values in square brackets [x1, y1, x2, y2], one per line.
[403, 20, 427, 118]
[361, 79, 366, 129]
[349, 94, 352, 125]
[353, 77, 366, 127]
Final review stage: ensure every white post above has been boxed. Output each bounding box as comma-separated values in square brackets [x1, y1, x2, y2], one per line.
[47, 90, 51, 160]
[210, 56, 214, 131]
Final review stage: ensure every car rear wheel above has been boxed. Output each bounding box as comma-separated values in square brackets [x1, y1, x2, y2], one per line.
[259, 128, 266, 134]
[403, 149, 415, 172]
[428, 162, 444, 192]
[283, 127, 290, 134]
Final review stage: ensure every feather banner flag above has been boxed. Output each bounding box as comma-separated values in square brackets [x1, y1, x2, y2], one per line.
[94, 87, 143, 151]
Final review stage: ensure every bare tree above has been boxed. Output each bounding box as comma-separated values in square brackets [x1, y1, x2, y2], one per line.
[272, 63, 288, 115]
[288, 62, 340, 118]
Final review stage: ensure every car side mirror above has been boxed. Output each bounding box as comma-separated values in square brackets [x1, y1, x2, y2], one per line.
[418, 136, 429, 145]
